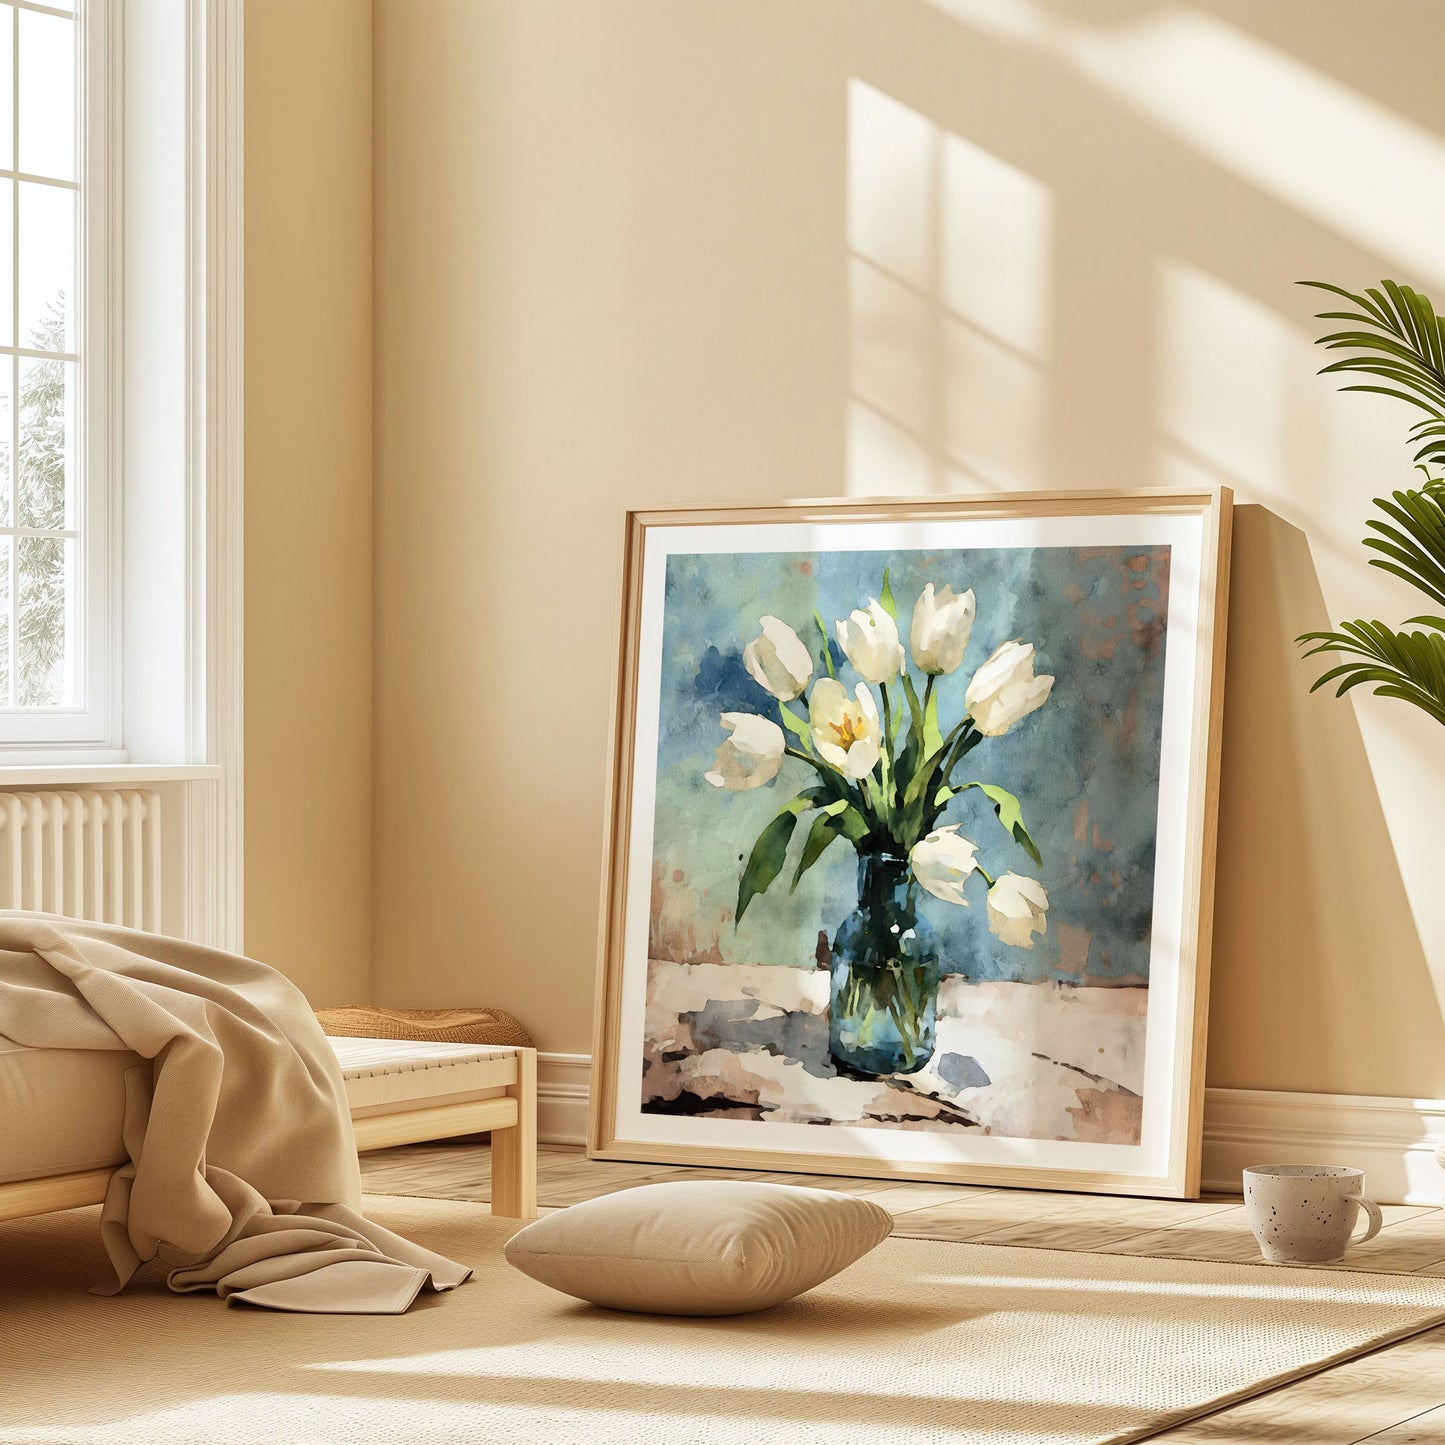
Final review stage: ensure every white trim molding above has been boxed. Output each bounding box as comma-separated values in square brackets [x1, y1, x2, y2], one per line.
[183, 0, 244, 953]
[1202, 1087, 1445, 1206]
[539, 1057, 1445, 1206]
[537, 1053, 592, 1147]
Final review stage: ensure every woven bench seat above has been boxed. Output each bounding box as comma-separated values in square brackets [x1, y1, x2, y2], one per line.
[331, 1036, 518, 1114]
[328, 1036, 537, 1219]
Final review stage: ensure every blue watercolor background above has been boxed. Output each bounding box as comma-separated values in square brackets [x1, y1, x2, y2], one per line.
[648, 546, 1171, 985]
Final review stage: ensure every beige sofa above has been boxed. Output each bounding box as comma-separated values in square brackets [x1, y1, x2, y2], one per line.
[0, 1036, 537, 1223]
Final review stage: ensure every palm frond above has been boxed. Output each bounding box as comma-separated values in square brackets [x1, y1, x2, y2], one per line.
[1297, 621, 1445, 726]
[1361, 485, 1445, 608]
[1300, 279, 1445, 467]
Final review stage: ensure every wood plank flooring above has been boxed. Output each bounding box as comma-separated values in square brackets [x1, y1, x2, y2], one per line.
[360, 1140, 1445, 1443]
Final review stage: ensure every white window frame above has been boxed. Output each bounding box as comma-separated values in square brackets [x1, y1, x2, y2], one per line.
[123, 0, 244, 950]
[0, 0, 243, 954]
[0, 0, 119, 754]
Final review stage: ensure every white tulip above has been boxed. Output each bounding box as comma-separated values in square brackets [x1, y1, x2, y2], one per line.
[965, 640, 1055, 736]
[987, 873, 1049, 949]
[704, 713, 786, 791]
[910, 583, 976, 676]
[909, 825, 980, 906]
[742, 615, 814, 702]
[808, 677, 882, 779]
[835, 599, 905, 684]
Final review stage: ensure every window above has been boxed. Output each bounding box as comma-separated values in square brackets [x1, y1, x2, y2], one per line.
[0, 0, 112, 748]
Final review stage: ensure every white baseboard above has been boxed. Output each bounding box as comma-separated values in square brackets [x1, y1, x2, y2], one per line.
[537, 1052, 592, 1146]
[1201, 1087, 1445, 1206]
[539, 1055, 1445, 1205]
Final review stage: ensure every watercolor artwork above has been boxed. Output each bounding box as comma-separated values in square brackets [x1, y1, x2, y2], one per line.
[593, 496, 1230, 1195]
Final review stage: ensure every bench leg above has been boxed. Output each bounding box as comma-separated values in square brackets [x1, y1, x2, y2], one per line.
[491, 1047, 538, 1219]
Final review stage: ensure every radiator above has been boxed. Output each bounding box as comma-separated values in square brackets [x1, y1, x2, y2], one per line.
[0, 790, 162, 931]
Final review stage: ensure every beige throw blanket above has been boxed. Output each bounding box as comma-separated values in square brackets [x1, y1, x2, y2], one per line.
[0, 914, 471, 1313]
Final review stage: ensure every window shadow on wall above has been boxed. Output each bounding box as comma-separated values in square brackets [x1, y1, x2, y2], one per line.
[840, 0, 1445, 1090]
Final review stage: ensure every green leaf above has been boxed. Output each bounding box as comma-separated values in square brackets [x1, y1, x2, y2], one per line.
[735, 787, 829, 924]
[1338, 383, 1445, 411]
[899, 671, 924, 742]
[880, 568, 897, 621]
[1360, 487, 1445, 608]
[1302, 279, 1445, 463]
[812, 609, 836, 678]
[900, 720, 980, 845]
[923, 680, 943, 758]
[901, 738, 951, 813]
[953, 781, 1044, 865]
[790, 800, 869, 890]
[1299, 280, 1394, 329]
[1317, 361, 1445, 409]
[1296, 620, 1445, 726]
[778, 703, 811, 744]
[895, 672, 925, 797]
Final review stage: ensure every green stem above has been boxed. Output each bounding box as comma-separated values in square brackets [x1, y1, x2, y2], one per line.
[813, 610, 836, 678]
[925, 717, 974, 793]
[879, 682, 897, 808]
[785, 745, 840, 782]
[975, 861, 996, 888]
[940, 721, 980, 784]
[786, 746, 877, 830]
[863, 773, 889, 825]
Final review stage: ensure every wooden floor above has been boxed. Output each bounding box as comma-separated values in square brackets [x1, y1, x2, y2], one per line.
[361, 1140, 1445, 1443]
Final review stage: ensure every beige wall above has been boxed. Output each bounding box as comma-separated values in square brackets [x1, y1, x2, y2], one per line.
[244, 0, 374, 1003]
[369, 0, 1445, 1096]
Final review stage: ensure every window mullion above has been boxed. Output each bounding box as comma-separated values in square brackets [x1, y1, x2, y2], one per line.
[0, 169, 76, 190]
[1, 346, 79, 361]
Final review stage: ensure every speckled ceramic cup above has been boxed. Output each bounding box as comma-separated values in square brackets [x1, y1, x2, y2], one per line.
[1244, 1165, 1383, 1264]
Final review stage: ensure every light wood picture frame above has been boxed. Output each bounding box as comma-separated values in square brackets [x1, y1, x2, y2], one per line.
[590, 488, 1232, 1198]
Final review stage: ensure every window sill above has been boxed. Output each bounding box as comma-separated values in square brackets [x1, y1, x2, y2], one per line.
[0, 763, 223, 787]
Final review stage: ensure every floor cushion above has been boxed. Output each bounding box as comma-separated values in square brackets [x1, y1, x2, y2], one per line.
[504, 1180, 894, 1315]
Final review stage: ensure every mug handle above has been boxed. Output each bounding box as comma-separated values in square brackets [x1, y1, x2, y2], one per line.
[1349, 1193, 1383, 1247]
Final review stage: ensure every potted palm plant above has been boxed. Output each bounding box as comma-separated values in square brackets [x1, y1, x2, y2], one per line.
[1297, 280, 1445, 1175]
[1297, 280, 1445, 725]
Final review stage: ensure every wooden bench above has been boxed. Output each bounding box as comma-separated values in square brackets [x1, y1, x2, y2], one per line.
[0, 1038, 538, 1224]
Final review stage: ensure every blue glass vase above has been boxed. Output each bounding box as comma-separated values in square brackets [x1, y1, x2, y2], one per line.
[829, 852, 940, 1078]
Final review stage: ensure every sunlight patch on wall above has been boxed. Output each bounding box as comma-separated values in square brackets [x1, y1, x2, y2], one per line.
[1154, 260, 1290, 497]
[1152, 256, 1445, 1038]
[846, 80, 1053, 495]
[1151, 257, 1401, 575]
[929, 1, 1445, 288]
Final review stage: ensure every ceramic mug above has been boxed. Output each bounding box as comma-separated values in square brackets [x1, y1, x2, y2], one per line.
[1243, 1164, 1383, 1264]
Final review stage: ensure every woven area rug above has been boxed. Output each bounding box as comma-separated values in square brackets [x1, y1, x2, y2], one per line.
[4, 1196, 1445, 1445]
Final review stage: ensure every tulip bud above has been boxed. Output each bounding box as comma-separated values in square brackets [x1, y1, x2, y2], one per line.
[909, 825, 980, 906]
[987, 873, 1049, 948]
[742, 616, 814, 702]
[965, 641, 1054, 736]
[910, 583, 976, 676]
[704, 713, 786, 791]
[835, 600, 905, 684]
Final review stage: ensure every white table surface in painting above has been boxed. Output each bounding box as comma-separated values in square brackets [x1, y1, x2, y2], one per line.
[643, 961, 1147, 1144]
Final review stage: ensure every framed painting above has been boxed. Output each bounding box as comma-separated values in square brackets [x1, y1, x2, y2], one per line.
[590, 488, 1232, 1198]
